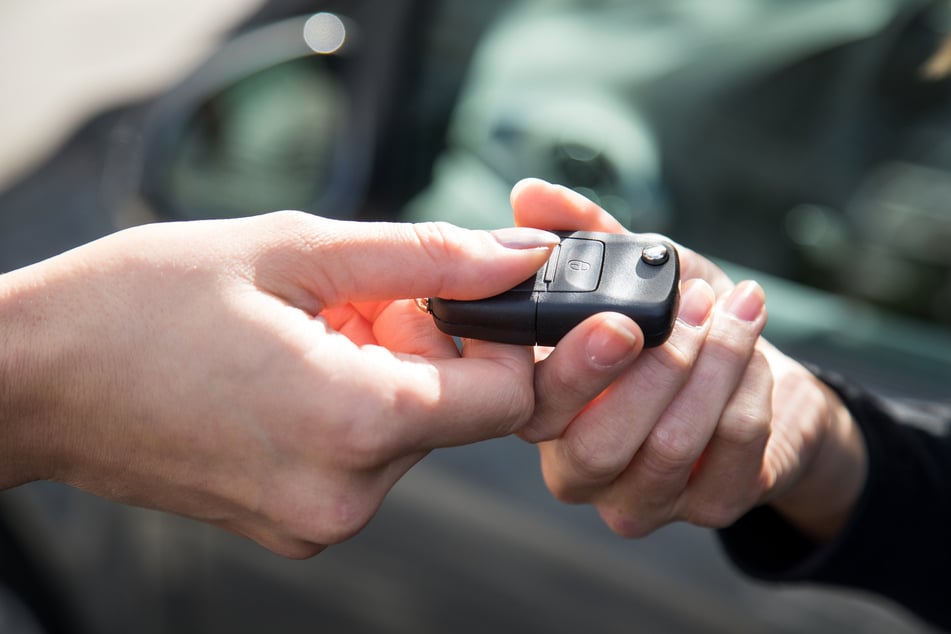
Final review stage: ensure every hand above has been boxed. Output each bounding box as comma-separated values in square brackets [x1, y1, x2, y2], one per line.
[0, 211, 559, 558]
[511, 178, 867, 541]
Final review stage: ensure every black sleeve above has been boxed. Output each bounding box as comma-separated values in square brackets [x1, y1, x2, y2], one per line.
[718, 370, 951, 630]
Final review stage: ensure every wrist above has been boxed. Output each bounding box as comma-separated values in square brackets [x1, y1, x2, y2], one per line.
[771, 375, 868, 542]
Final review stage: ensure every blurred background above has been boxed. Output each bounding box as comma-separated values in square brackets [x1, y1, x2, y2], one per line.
[1, 0, 950, 632]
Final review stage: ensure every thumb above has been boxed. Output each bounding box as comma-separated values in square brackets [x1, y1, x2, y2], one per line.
[253, 212, 559, 310]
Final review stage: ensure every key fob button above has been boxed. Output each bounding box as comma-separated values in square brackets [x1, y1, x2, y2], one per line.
[641, 244, 670, 266]
[549, 238, 604, 292]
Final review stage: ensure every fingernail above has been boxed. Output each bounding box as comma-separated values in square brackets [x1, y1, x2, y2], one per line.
[677, 280, 715, 327]
[490, 227, 560, 250]
[724, 281, 765, 322]
[586, 314, 640, 368]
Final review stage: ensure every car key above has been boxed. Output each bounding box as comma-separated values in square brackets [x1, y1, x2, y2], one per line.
[427, 231, 680, 347]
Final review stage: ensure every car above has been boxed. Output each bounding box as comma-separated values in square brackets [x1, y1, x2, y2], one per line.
[1, 1, 949, 632]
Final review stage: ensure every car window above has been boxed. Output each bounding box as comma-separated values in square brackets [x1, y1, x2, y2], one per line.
[403, 0, 951, 397]
[95, 0, 950, 396]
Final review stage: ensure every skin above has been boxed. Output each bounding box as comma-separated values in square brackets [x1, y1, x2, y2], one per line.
[0, 211, 560, 558]
[0, 185, 866, 559]
[511, 178, 868, 542]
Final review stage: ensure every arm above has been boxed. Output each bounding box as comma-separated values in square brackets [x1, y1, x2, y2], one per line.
[0, 211, 558, 558]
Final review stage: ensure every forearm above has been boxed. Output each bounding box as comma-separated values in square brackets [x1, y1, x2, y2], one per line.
[0, 243, 122, 491]
[0, 260, 72, 489]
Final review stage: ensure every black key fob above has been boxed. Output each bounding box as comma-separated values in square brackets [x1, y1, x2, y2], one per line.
[428, 231, 680, 347]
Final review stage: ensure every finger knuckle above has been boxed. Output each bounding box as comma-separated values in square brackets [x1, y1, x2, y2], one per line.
[261, 485, 376, 551]
[642, 425, 698, 479]
[504, 387, 537, 432]
[543, 472, 587, 504]
[518, 415, 555, 444]
[717, 408, 771, 447]
[490, 366, 537, 432]
[283, 487, 376, 546]
[268, 208, 313, 227]
[411, 221, 462, 261]
[464, 364, 536, 438]
[320, 495, 376, 544]
[335, 396, 398, 468]
[346, 427, 392, 468]
[409, 221, 475, 297]
[480, 395, 535, 440]
[597, 504, 658, 539]
[562, 432, 630, 485]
